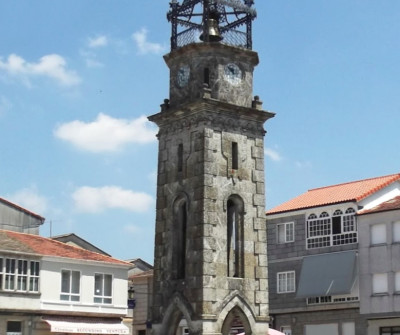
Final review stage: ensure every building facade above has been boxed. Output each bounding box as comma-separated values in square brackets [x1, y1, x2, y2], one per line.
[358, 196, 400, 335]
[266, 173, 400, 335]
[0, 229, 131, 335]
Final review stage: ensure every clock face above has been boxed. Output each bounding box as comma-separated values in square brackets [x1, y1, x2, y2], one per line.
[176, 65, 190, 88]
[224, 63, 242, 86]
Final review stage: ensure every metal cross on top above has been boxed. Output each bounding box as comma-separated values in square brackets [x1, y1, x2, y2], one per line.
[167, 0, 256, 51]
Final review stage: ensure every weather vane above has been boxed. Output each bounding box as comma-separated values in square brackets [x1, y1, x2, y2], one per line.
[167, 0, 256, 50]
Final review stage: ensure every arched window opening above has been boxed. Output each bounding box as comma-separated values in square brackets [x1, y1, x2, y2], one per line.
[173, 198, 187, 279]
[227, 196, 244, 278]
[332, 210, 343, 235]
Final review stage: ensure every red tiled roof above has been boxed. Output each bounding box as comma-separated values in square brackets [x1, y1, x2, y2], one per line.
[267, 173, 400, 215]
[0, 197, 45, 222]
[358, 195, 400, 215]
[129, 269, 153, 280]
[0, 230, 130, 266]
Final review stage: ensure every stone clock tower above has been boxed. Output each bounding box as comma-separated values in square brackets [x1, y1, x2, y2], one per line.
[148, 1, 274, 334]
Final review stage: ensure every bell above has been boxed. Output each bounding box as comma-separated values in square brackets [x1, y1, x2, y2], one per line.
[200, 18, 223, 42]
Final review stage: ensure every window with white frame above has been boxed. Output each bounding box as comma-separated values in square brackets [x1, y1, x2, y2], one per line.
[372, 273, 388, 294]
[1, 258, 40, 292]
[61, 270, 80, 301]
[94, 273, 112, 304]
[306, 209, 357, 249]
[393, 221, 400, 242]
[371, 224, 386, 245]
[277, 222, 294, 243]
[277, 271, 295, 293]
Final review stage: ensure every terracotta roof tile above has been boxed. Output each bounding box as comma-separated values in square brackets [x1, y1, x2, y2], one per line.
[358, 195, 400, 215]
[0, 230, 130, 266]
[267, 173, 400, 215]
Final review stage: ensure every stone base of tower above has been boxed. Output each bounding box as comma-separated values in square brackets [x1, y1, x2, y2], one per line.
[151, 319, 270, 335]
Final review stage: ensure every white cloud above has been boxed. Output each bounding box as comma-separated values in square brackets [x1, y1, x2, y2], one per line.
[7, 187, 48, 216]
[72, 186, 153, 213]
[0, 95, 12, 116]
[88, 35, 108, 48]
[132, 28, 165, 55]
[0, 53, 81, 86]
[295, 160, 312, 169]
[80, 50, 104, 68]
[264, 148, 282, 162]
[54, 113, 157, 152]
[124, 224, 142, 234]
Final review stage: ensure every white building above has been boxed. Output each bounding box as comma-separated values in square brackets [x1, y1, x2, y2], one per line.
[0, 229, 132, 335]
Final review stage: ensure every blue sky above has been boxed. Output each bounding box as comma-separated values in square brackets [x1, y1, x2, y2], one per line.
[1, 1, 399, 263]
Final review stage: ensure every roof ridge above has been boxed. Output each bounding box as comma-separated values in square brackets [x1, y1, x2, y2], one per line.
[308, 173, 400, 192]
[2, 229, 130, 266]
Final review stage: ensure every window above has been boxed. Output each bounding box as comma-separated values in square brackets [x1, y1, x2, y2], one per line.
[231, 142, 238, 170]
[371, 224, 386, 245]
[177, 143, 183, 172]
[306, 209, 357, 249]
[7, 321, 22, 335]
[17, 260, 28, 291]
[5, 258, 16, 290]
[372, 273, 388, 294]
[30, 261, 40, 292]
[393, 221, 400, 242]
[173, 195, 188, 279]
[94, 273, 112, 304]
[277, 222, 294, 243]
[277, 271, 295, 293]
[395, 272, 400, 292]
[281, 326, 292, 335]
[227, 196, 244, 278]
[61, 270, 80, 301]
[1, 258, 40, 292]
[380, 327, 400, 335]
[204, 68, 210, 86]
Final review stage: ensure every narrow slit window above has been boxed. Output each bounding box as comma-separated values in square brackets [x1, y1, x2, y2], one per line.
[204, 68, 210, 86]
[232, 142, 238, 170]
[178, 143, 183, 172]
[227, 196, 244, 278]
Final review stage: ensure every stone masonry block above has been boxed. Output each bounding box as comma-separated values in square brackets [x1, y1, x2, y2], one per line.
[258, 230, 267, 242]
[256, 182, 264, 195]
[255, 290, 268, 304]
[255, 266, 268, 279]
[252, 146, 263, 159]
[255, 158, 264, 171]
[253, 194, 265, 206]
[252, 170, 264, 183]
[254, 218, 265, 230]
[255, 138, 264, 147]
[258, 254, 268, 267]
[259, 278, 268, 291]
[255, 242, 267, 255]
